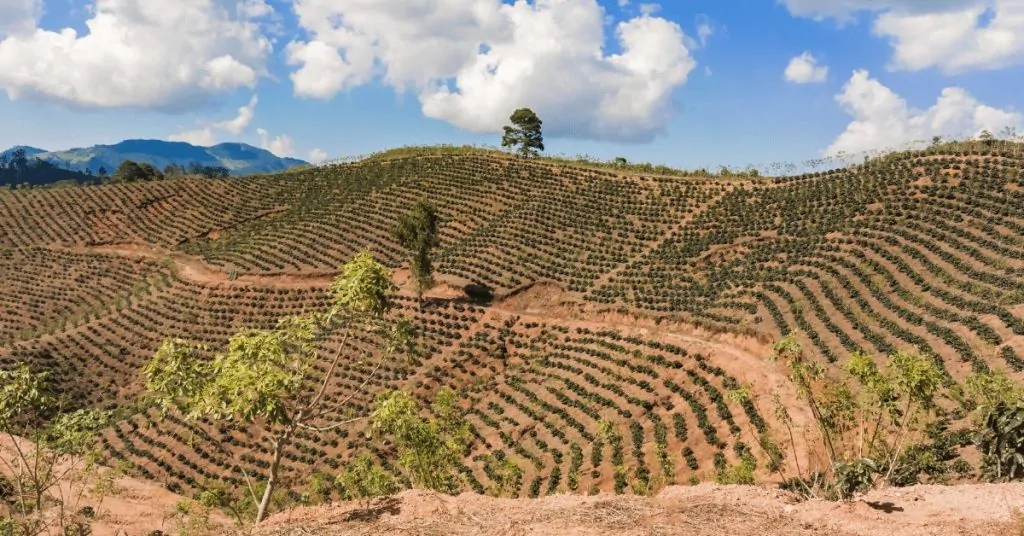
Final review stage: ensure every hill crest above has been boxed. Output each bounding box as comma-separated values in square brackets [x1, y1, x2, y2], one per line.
[0, 138, 307, 177]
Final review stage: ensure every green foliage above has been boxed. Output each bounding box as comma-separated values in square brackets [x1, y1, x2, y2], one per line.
[114, 160, 163, 182]
[500, 108, 544, 158]
[0, 366, 110, 534]
[974, 401, 1024, 481]
[832, 458, 877, 500]
[767, 337, 950, 499]
[370, 389, 469, 494]
[328, 252, 398, 321]
[481, 455, 523, 497]
[141, 251, 415, 523]
[714, 456, 757, 485]
[334, 454, 398, 506]
[0, 365, 53, 425]
[392, 201, 440, 302]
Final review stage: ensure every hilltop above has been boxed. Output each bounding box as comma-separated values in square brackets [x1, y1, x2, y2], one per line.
[1, 142, 1023, 531]
[0, 139, 307, 180]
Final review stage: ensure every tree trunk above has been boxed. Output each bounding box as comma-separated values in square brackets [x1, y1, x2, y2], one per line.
[256, 431, 290, 523]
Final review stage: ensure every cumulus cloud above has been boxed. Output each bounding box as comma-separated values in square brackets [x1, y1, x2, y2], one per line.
[824, 69, 1022, 156]
[0, 0, 273, 108]
[781, 0, 1024, 73]
[308, 148, 328, 163]
[784, 52, 828, 83]
[256, 128, 296, 157]
[0, 0, 40, 37]
[286, 0, 697, 142]
[170, 94, 258, 146]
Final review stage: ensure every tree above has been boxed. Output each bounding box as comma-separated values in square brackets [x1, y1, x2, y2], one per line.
[978, 129, 994, 146]
[965, 371, 1024, 481]
[392, 201, 440, 305]
[767, 336, 945, 499]
[96, 166, 107, 178]
[369, 388, 469, 493]
[163, 163, 183, 176]
[138, 162, 164, 181]
[0, 365, 110, 536]
[501, 108, 544, 158]
[114, 160, 145, 182]
[142, 252, 418, 523]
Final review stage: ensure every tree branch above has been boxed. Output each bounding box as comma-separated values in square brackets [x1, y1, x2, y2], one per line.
[295, 415, 366, 433]
[305, 322, 353, 415]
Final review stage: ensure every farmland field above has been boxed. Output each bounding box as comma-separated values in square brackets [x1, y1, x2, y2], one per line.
[2, 144, 1023, 499]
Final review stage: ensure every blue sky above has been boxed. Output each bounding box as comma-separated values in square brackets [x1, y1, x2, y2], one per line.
[0, 0, 1021, 170]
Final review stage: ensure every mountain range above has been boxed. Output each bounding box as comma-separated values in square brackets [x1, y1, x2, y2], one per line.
[1, 139, 309, 177]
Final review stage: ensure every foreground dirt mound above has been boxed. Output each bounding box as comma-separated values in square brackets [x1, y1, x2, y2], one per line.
[252, 483, 1024, 536]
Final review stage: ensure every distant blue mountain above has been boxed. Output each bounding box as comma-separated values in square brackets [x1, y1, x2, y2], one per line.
[1, 139, 308, 176]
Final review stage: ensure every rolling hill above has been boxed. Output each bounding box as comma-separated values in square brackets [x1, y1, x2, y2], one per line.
[1, 141, 1022, 507]
[0, 139, 308, 177]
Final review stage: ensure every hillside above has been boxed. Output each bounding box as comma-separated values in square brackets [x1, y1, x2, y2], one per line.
[1, 144, 1023, 509]
[0, 139, 307, 179]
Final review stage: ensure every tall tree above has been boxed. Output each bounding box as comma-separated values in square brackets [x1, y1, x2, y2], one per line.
[114, 160, 144, 182]
[392, 200, 440, 305]
[142, 252, 418, 523]
[501, 108, 544, 158]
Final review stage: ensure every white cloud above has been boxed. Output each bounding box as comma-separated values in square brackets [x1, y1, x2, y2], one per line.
[170, 94, 258, 146]
[168, 127, 217, 147]
[0, 0, 272, 108]
[216, 94, 258, 135]
[308, 148, 328, 163]
[784, 52, 828, 83]
[0, 0, 40, 37]
[286, 0, 697, 142]
[697, 22, 713, 46]
[781, 0, 1024, 73]
[824, 69, 1022, 156]
[639, 3, 660, 16]
[256, 127, 296, 157]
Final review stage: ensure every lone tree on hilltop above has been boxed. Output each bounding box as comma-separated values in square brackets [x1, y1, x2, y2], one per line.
[501, 108, 544, 158]
[392, 200, 440, 305]
[141, 252, 418, 524]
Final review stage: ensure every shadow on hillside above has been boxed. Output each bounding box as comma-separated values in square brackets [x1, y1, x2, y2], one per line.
[866, 501, 904, 513]
[463, 284, 495, 305]
[342, 497, 401, 522]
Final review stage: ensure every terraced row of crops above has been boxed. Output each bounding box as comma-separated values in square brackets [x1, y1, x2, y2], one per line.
[2, 144, 1023, 499]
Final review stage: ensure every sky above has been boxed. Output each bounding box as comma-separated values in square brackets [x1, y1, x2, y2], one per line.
[0, 0, 1021, 170]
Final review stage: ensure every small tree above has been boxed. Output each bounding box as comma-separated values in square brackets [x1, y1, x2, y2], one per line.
[501, 108, 544, 158]
[334, 454, 398, 508]
[142, 252, 417, 523]
[369, 388, 469, 494]
[0, 366, 110, 536]
[392, 201, 440, 305]
[965, 370, 1024, 481]
[767, 335, 944, 499]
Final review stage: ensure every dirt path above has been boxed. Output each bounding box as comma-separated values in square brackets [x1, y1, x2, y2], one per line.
[251, 483, 1024, 536]
[54, 242, 335, 288]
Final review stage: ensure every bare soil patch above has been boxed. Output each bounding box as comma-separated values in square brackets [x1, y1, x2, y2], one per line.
[251, 483, 1024, 536]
